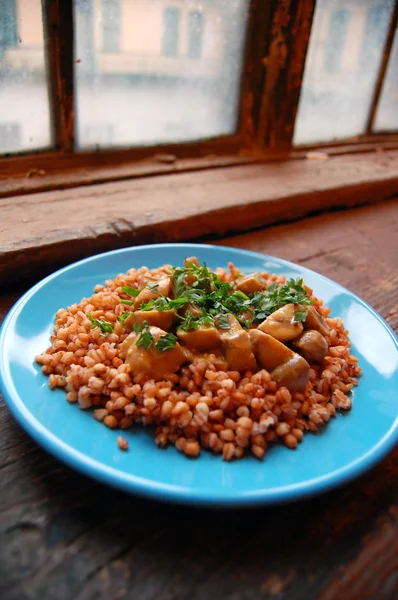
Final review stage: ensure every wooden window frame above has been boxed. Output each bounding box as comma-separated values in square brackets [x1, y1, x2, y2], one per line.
[0, 0, 397, 193]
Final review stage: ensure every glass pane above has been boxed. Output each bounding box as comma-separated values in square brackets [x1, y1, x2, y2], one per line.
[294, 0, 395, 145]
[373, 31, 398, 132]
[74, 0, 248, 149]
[0, 0, 51, 153]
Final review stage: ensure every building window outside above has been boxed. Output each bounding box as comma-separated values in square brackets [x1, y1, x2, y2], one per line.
[188, 11, 204, 59]
[0, 0, 18, 57]
[162, 7, 180, 57]
[103, 0, 120, 54]
[0, 123, 20, 152]
[324, 9, 351, 73]
[361, 5, 386, 68]
[82, 123, 113, 146]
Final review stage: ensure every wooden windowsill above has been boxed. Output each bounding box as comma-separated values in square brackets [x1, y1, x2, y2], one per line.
[1, 149, 397, 288]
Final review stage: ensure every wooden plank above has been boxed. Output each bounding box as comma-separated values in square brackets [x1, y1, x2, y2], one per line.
[0, 151, 397, 287]
[237, 0, 275, 145]
[0, 201, 397, 600]
[0, 135, 243, 177]
[42, 0, 75, 151]
[366, 0, 398, 134]
[0, 154, 262, 199]
[257, 0, 316, 149]
[1, 140, 398, 200]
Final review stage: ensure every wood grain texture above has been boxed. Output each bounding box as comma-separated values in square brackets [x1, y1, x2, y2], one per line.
[1, 151, 398, 289]
[1, 137, 397, 200]
[42, 0, 75, 152]
[257, 0, 316, 148]
[0, 201, 397, 600]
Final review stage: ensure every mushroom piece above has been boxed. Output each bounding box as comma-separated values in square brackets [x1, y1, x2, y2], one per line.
[293, 330, 328, 363]
[238, 308, 255, 327]
[179, 302, 202, 319]
[120, 326, 186, 379]
[137, 274, 158, 290]
[249, 329, 294, 372]
[271, 353, 310, 392]
[236, 273, 265, 295]
[219, 314, 257, 372]
[133, 276, 172, 310]
[303, 306, 330, 336]
[258, 303, 304, 342]
[125, 309, 176, 332]
[177, 326, 221, 352]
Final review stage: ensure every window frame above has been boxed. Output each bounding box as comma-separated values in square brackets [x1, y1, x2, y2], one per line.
[0, 0, 397, 187]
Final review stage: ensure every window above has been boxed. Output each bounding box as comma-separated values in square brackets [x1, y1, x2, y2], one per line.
[188, 11, 204, 59]
[324, 10, 350, 73]
[75, 0, 94, 72]
[0, 123, 20, 152]
[294, 0, 396, 144]
[0, 0, 17, 54]
[0, 0, 51, 154]
[0, 1, 397, 163]
[361, 5, 386, 67]
[162, 7, 180, 58]
[103, 0, 120, 54]
[82, 123, 114, 146]
[74, 0, 249, 149]
[374, 29, 398, 132]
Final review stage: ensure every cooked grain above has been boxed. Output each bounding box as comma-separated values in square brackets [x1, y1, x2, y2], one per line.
[36, 262, 361, 461]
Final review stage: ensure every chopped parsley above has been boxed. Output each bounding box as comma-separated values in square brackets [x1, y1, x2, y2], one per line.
[146, 281, 159, 291]
[88, 314, 114, 334]
[121, 286, 140, 298]
[172, 261, 213, 297]
[119, 266, 313, 340]
[134, 321, 153, 349]
[293, 309, 309, 323]
[216, 314, 231, 330]
[120, 299, 133, 305]
[132, 323, 177, 352]
[179, 311, 199, 331]
[155, 333, 178, 352]
[118, 312, 131, 325]
[140, 298, 156, 311]
[250, 279, 313, 322]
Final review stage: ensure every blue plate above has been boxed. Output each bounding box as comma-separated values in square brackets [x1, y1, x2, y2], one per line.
[1, 244, 397, 507]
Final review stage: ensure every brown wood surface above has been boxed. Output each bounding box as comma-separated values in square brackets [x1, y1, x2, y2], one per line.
[1, 151, 398, 289]
[2, 139, 398, 200]
[0, 201, 397, 600]
[42, 0, 75, 152]
[257, 0, 316, 149]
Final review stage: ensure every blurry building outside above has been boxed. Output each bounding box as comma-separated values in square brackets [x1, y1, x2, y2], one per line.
[0, 0, 397, 154]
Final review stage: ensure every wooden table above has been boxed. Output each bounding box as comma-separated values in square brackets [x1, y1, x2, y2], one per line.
[1, 200, 397, 600]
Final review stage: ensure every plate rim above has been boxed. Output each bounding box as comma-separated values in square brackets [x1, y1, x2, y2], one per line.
[1, 242, 397, 507]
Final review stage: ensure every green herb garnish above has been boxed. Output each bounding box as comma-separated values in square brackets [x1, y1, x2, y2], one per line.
[120, 299, 133, 305]
[121, 286, 140, 298]
[179, 311, 199, 331]
[146, 281, 159, 291]
[134, 321, 153, 349]
[216, 314, 231, 330]
[155, 333, 178, 352]
[250, 278, 313, 322]
[88, 314, 114, 335]
[293, 310, 309, 323]
[140, 298, 155, 311]
[118, 312, 131, 325]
